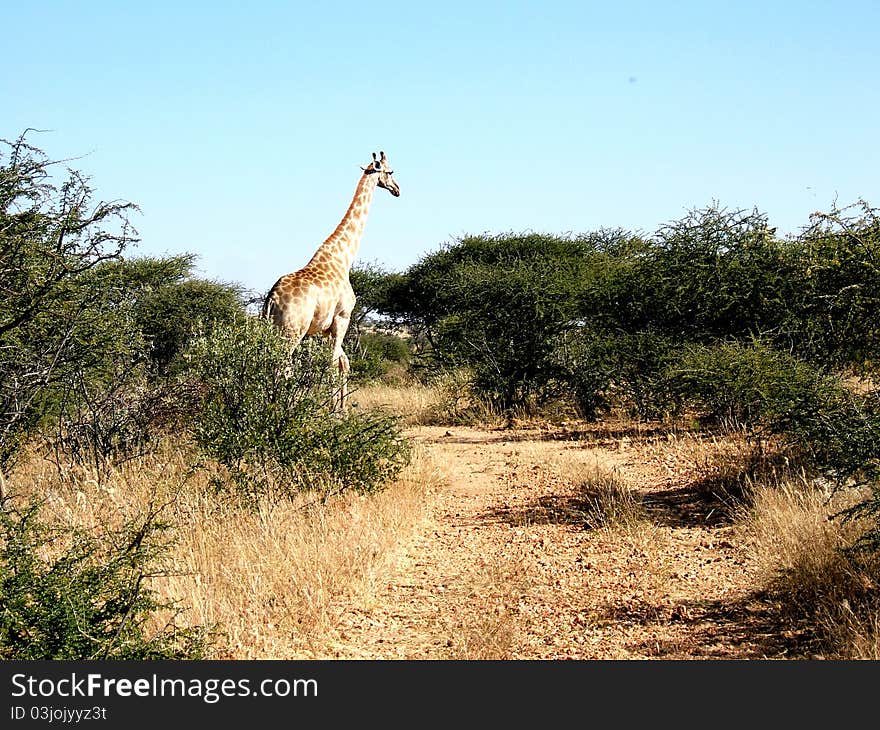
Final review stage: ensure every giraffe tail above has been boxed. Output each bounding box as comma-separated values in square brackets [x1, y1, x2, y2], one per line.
[261, 295, 273, 320]
[261, 287, 281, 325]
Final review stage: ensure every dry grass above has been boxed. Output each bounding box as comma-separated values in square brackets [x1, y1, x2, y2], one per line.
[10, 383, 880, 660]
[577, 467, 648, 531]
[536, 444, 651, 533]
[740, 478, 866, 595]
[351, 381, 442, 425]
[817, 598, 880, 659]
[8, 441, 443, 659]
[636, 425, 760, 480]
[352, 375, 504, 427]
[738, 476, 880, 658]
[442, 548, 534, 659]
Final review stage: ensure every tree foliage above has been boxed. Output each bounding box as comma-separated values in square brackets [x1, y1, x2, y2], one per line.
[782, 201, 880, 369]
[186, 318, 410, 501]
[0, 133, 138, 472]
[383, 232, 635, 410]
[0, 134, 246, 476]
[0, 498, 210, 659]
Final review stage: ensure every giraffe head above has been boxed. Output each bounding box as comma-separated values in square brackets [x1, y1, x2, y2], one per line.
[362, 151, 400, 197]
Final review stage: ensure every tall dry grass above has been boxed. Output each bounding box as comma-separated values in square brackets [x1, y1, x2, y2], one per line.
[738, 476, 880, 658]
[352, 372, 505, 427]
[626, 425, 880, 657]
[351, 382, 441, 425]
[8, 440, 443, 659]
[577, 467, 648, 531]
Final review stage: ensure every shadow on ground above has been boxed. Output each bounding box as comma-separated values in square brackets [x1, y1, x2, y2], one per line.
[476, 472, 744, 531]
[412, 421, 730, 448]
[479, 493, 597, 528]
[595, 591, 819, 659]
[641, 473, 746, 529]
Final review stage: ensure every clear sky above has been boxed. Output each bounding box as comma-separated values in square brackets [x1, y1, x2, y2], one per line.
[4, 1, 879, 295]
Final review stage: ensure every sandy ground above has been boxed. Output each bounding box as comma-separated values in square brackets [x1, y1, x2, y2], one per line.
[325, 424, 804, 659]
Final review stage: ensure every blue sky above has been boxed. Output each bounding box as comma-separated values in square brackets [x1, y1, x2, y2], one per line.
[4, 1, 879, 295]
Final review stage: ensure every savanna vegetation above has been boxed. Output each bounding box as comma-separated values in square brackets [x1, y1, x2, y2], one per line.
[0, 133, 413, 658]
[3, 131, 879, 659]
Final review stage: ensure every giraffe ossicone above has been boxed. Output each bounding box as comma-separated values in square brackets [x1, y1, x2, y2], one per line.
[261, 151, 400, 410]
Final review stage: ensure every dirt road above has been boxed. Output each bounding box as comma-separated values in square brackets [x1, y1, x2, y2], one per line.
[328, 424, 800, 659]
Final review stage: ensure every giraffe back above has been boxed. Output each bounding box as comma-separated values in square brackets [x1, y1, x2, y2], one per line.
[262, 266, 354, 339]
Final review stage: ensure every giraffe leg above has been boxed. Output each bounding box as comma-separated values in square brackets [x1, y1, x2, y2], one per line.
[329, 316, 351, 412]
[337, 350, 350, 413]
[282, 327, 307, 379]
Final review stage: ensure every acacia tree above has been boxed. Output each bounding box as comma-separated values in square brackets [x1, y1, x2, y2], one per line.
[384, 232, 617, 411]
[784, 200, 880, 370]
[0, 131, 137, 489]
[343, 262, 412, 382]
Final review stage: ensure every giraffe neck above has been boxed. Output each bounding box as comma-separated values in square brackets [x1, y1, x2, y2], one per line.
[308, 172, 378, 272]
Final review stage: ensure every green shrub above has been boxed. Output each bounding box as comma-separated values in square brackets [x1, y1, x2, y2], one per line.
[348, 330, 412, 383]
[670, 340, 846, 433]
[0, 135, 245, 476]
[667, 340, 880, 553]
[185, 318, 410, 500]
[0, 499, 210, 659]
[559, 329, 679, 420]
[783, 200, 880, 371]
[383, 232, 621, 412]
[0, 133, 137, 473]
[33, 256, 240, 474]
[607, 205, 796, 342]
[424, 368, 502, 425]
[346, 262, 412, 383]
[792, 388, 880, 490]
[130, 262, 245, 375]
[554, 333, 613, 422]
[780, 387, 880, 554]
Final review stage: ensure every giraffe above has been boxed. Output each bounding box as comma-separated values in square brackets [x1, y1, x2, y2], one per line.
[261, 151, 400, 410]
